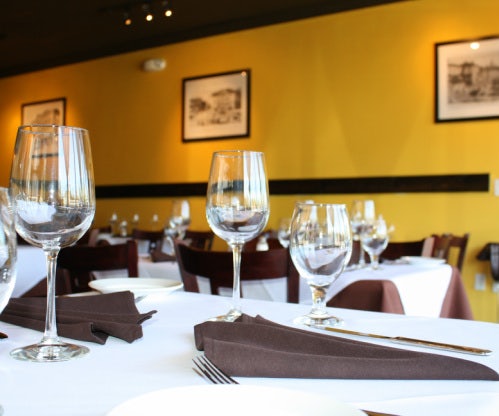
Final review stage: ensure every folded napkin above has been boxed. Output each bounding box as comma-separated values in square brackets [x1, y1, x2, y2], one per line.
[194, 314, 499, 380]
[150, 250, 176, 262]
[0, 291, 156, 344]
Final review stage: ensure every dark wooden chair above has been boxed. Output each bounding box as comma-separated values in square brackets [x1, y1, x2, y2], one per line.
[56, 240, 139, 294]
[174, 240, 300, 303]
[184, 229, 215, 250]
[431, 233, 469, 272]
[131, 228, 164, 253]
[381, 238, 432, 261]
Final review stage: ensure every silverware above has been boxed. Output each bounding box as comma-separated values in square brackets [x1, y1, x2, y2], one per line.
[192, 355, 239, 384]
[192, 355, 399, 416]
[307, 324, 492, 356]
[0, 331, 7, 339]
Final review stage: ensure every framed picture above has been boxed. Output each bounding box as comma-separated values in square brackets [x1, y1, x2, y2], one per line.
[435, 36, 499, 122]
[182, 69, 250, 141]
[21, 97, 66, 125]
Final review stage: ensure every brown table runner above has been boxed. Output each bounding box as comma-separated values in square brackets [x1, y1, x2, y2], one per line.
[194, 314, 498, 380]
[0, 291, 156, 344]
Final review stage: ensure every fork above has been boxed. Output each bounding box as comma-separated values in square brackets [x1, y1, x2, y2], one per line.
[192, 355, 239, 384]
[191, 355, 399, 416]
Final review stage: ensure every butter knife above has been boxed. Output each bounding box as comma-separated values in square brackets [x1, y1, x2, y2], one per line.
[307, 325, 492, 356]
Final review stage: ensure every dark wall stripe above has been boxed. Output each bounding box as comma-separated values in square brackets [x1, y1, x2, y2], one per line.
[95, 174, 489, 199]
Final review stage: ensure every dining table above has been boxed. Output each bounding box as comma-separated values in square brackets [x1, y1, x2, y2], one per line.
[0, 290, 498, 416]
[15, 245, 472, 321]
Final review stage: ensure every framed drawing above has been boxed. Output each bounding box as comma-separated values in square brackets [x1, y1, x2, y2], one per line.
[21, 97, 66, 125]
[435, 36, 499, 122]
[182, 69, 250, 141]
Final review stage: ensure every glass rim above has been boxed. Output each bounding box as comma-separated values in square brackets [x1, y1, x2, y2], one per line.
[18, 124, 89, 134]
[295, 202, 346, 208]
[212, 150, 264, 157]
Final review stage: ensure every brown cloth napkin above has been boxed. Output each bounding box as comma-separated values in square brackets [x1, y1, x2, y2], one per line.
[150, 250, 176, 262]
[0, 291, 157, 345]
[194, 314, 499, 380]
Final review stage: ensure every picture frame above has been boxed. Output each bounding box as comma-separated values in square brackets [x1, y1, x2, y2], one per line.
[21, 97, 66, 125]
[435, 36, 499, 122]
[182, 69, 250, 141]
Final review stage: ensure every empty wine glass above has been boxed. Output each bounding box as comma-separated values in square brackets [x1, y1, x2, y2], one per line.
[168, 199, 191, 239]
[0, 187, 16, 319]
[361, 215, 389, 270]
[277, 217, 291, 248]
[206, 150, 269, 322]
[289, 202, 352, 327]
[349, 200, 375, 268]
[9, 125, 95, 362]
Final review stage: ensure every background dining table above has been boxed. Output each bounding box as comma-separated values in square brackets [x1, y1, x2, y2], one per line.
[15, 245, 472, 321]
[0, 291, 497, 416]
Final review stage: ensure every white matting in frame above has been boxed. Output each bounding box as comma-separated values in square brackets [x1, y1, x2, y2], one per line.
[21, 97, 66, 125]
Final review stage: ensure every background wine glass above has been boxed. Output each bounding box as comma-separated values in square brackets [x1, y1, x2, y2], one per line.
[277, 217, 291, 248]
[9, 125, 95, 362]
[0, 187, 16, 416]
[349, 199, 375, 268]
[289, 202, 352, 326]
[168, 199, 191, 239]
[360, 215, 389, 270]
[206, 150, 269, 322]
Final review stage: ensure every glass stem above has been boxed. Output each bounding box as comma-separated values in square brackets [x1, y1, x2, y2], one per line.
[370, 254, 380, 269]
[230, 242, 243, 316]
[42, 248, 61, 344]
[309, 285, 330, 317]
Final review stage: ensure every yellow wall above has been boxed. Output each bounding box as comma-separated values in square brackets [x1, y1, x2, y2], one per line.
[1, 0, 499, 322]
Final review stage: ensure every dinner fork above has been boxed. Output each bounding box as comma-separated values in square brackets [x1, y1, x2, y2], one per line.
[191, 356, 400, 416]
[192, 355, 239, 384]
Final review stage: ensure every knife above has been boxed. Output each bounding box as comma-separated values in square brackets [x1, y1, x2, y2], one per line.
[0, 331, 7, 339]
[307, 325, 492, 356]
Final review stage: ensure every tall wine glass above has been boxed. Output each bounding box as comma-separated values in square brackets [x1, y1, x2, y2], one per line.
[168, 199, 191, 239]
[349, 200, 375, 268]
[206, 150, 269, 322]
[9, 125, 95, 362]
[361, 215, 389, 270]
[290, 202, 352, 327]
[277, 217, 291, 248]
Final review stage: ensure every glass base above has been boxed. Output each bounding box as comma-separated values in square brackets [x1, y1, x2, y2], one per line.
[10, 341, 89, 362]
[294, 313, 343, 327]
[208, 308, 242, 323]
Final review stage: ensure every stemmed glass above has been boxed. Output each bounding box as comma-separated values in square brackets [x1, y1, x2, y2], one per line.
[168, 199, 191, 239]
[360, 215, 389, 270]
[277, 217, 291, 248]
[206, 150, 269, 322]
[9, 125, 95, 362]
[0, 187, 17, 415]
[289, 202, 352, 326]
[349, 200, 375, 268]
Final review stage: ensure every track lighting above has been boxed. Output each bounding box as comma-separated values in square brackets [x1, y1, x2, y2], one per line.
[142, 3, 154, 22]
[162, 0, 173, 17]
[115, 1, 173, 26]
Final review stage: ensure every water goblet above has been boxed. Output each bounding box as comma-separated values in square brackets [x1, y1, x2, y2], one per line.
[361, 215, 389, 270]
[9, 125, 95, 362]
[289, 202, 352, 327]
[206, 150, 269, 322]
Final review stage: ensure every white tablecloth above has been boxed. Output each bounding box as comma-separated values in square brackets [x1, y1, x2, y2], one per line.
[0, 292, 497, 416]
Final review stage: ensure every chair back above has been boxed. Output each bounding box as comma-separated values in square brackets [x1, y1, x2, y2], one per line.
[131, 228, 164, 253]
[381, 238, 429, 261]
[57, 240, 139, 294]
[431, 233, 469, 271]
[183, 229, 215, 250]
[174, 240, 300, 303]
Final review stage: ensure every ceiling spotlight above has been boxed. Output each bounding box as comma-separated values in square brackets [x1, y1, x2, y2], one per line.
[123, 10, 132, 26]
[142, 3, 154, 22]
[162, 1, 173, 17]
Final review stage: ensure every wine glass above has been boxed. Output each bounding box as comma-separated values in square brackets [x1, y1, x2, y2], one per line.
[168, 199, 191, 239]
[9, 125, 95, 362]
[277, 217, 291, 248]
[289, 202, 352, 327]
[206, 150, 269, 322]
[360, 215, 389, 270]
[349, 200, 375, 268]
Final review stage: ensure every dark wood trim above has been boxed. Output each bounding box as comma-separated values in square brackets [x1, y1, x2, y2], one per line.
[96, 173, 489, 199]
